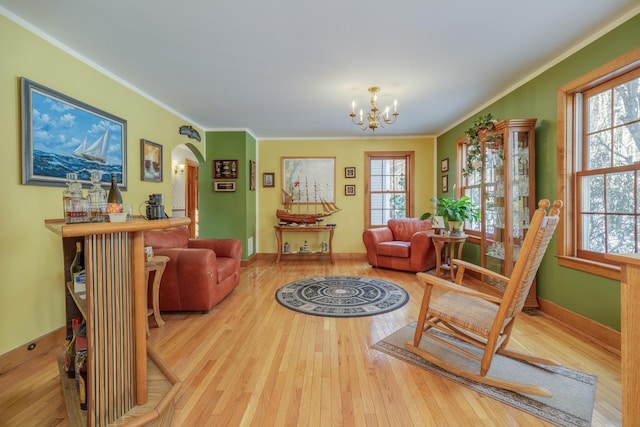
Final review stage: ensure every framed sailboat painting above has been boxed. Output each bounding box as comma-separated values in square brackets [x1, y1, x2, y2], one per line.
[20, 77, 127, 188]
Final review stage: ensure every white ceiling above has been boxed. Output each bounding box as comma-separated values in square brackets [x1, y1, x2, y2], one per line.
[2, 1, 639, 139]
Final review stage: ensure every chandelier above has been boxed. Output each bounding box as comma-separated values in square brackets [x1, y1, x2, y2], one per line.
[349, 86, 398, 131]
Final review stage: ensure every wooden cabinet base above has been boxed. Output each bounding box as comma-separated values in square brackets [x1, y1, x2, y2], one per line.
[57, 347, 180, 427]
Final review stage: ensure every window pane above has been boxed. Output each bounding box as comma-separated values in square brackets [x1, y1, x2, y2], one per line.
[588, 90, 611, 133]
[607, 214, 636, 253]
[587, 131, 611, 169]
[613, 76, 640, 126]
[582, 214, 605, 252]
[613, 124, 640, 166]
[370, 175, 383, 191]
[582, 175, 605, 212]
[606, 172, 634, 213]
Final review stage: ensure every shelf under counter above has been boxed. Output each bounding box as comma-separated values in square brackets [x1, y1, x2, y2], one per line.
[57, 345, 180, 427]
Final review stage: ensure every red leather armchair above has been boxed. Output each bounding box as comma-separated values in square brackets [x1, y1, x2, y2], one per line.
[144, 226, 242, 312]
[362, 218, 436, 273]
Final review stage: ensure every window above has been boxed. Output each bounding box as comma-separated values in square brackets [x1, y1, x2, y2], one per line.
[365, 151, 414, 228]
[457, 136, 482, 236]
[558, 48, 640, 278]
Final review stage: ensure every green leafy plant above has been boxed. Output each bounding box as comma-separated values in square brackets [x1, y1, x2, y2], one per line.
[421, 195, 480, 223]
[463, 113, 500, 177]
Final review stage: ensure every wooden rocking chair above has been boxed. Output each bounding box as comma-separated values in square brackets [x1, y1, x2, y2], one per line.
[406, 199, 563, 396]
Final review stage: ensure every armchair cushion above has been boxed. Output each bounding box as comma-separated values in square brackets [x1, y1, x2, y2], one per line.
[362, 218, 436, 273]
[144, 227, 242, 312]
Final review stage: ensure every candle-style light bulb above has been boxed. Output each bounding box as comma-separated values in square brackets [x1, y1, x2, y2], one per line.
[359, 109, 363, 122]
[385, 106, 389, 119]
[351, 100, 356, 114]
[393, 99, 398, 113]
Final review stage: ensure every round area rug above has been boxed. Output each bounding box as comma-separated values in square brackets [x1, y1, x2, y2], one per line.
[275, 276, 409, 318]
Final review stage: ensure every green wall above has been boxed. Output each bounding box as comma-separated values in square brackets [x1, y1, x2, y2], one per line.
[201, 131, 257, 259]
[438, 13, 640, 331]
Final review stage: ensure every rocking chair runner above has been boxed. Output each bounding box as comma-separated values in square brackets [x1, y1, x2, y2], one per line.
[406, 199, 563, 397]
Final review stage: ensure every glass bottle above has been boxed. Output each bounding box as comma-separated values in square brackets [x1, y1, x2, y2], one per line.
[64, 175, 89, 223]
[62, 172, 78, 217]
[107, 173, 123, 213]
[69, 241, 84, 278]
[88, 171, 107, 222]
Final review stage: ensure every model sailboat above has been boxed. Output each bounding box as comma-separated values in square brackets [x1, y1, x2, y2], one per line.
[73, 127, 109, 163]
[276, 179, 341, 224]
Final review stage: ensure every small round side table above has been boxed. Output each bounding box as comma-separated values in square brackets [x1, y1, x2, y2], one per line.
[429, 233, 468, 281]
[144, 255, 170, 334]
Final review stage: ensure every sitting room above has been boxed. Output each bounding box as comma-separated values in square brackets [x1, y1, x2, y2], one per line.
[1, 2, 639, 426]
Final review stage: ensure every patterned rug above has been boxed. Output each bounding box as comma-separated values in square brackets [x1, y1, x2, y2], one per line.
[275, 276, 409, 317]
[372, 323, 597, 427]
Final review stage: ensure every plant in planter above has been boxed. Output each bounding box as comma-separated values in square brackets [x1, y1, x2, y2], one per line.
[421, 195, 480, 235]
[463, 113, 501, 177]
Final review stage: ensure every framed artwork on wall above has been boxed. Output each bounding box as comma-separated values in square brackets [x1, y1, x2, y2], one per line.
[281, 157, 335, 203]
[21, 77, 127, 188]
[345, 166, 356, 178]
[214, 181, 236, 192]
[141, 139, 162, 182]
[345, 184, 356, 196]
[441, 158, 449, 173]
[213, 159, 238, 179]
[249, 160, 256, 191]
[263, 172, 275, 188]
[441, 175, 449, 193]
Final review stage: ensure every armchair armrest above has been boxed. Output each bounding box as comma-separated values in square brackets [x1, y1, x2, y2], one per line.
[189, 238, 242, 259]
[363, 227, 394, 246]
[416, 272, 503, 304]
[452, 259, 509, 285]
[408, 231, 436, 271]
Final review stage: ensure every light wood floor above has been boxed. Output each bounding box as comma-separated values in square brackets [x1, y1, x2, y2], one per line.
[0, 259, 621, 426]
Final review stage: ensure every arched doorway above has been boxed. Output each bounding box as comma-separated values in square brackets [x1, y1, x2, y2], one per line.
[171, 143, 203, 237]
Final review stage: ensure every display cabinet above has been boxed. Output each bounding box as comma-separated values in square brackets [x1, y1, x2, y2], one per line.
[45, 217, 188, 426]
[463, 118, 538, 309]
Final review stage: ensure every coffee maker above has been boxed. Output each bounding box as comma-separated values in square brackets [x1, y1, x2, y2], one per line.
[145, 193, 166, 220]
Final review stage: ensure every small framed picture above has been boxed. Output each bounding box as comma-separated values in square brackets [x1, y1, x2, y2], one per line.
[249, 160, 256, 191]
[213, 159, 238, 178]
[345, 184, 356, 196]
[345, 167, 356, 178]
[441, 158, 449, 173]
[214, 181, 236, 192]
[263, 172, 275, 188]
[441, 175, 449, 193]
[141, 139, 163, 182]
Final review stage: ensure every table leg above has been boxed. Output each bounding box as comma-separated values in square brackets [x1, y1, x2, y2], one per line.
[448, 242, 456, 281]
[433, 239, 443, 277]
[329, 228, 335, 263]
[275, 228, 282, 264]
[151, 264, 166, 327]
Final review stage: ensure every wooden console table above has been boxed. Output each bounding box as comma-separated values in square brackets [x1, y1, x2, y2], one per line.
[429, 232, 468, 280]
[45, 217, 189, 426]
[274, 225, 336, 264]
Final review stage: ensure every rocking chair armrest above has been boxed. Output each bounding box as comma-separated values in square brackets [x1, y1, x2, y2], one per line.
[416, 272, 503, 304]
[452, 259, 510, 284]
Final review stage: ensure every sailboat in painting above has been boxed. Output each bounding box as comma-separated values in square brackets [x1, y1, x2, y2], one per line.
[276, 179, 341, 224]
[73, 127, 109, 163]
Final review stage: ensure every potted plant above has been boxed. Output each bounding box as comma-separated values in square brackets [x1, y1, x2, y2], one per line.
[421, 195, 480, 235]
[463, 113, 501, 177]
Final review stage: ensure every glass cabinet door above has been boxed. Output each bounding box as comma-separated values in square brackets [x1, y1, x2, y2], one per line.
[510, 129, 532, 272]
[482, 139, 507, 290]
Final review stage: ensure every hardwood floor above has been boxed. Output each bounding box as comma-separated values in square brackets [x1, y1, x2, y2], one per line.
[0, 259, 621, 426]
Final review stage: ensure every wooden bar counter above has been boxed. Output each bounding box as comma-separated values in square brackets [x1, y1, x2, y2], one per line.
[604, 253, 640, 426]
[46, 216, 189, 426]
